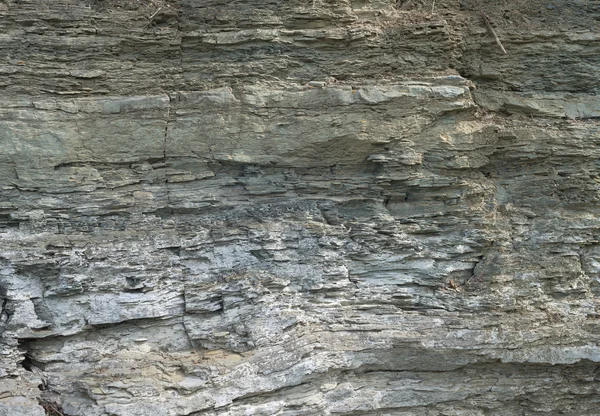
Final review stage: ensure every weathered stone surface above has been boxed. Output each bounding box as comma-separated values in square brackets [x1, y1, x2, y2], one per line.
[1, 0, 600, 415]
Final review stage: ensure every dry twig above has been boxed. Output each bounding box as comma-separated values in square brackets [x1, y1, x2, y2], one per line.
[464, 274, 476, 286]
[476, 0, 507, 54]
[398, 0, 415, 10]
[39, 399, 65, 416]
[148, 6, 163, 21]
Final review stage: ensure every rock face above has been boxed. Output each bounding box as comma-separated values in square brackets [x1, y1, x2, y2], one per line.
[1, 0, 600, 415]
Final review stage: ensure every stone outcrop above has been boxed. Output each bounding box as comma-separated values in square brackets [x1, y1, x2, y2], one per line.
[1, 0, 600, 415]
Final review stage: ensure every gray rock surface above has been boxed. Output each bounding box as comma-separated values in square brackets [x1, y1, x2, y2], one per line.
[1, 0, 600, 415]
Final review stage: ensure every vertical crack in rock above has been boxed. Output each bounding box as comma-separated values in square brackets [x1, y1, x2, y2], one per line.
[164, 93, 173, 210]
[0, 296, 9, 325]
[164, 97, 171, 161]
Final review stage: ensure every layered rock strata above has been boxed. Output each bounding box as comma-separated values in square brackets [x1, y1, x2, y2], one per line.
[1, 0, 600, 415]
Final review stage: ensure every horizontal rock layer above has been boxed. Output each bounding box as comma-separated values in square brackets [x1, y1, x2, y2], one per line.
[1, 0, 599, 415]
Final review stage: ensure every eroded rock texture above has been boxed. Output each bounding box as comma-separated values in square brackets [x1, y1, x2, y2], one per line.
[1, 0, 600, 415]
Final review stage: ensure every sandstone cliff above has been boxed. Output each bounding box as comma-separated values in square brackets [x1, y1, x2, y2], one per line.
[1, 0, 600, 415]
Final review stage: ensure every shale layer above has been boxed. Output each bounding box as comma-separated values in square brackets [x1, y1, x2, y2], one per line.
[1, 1, 600, 415]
